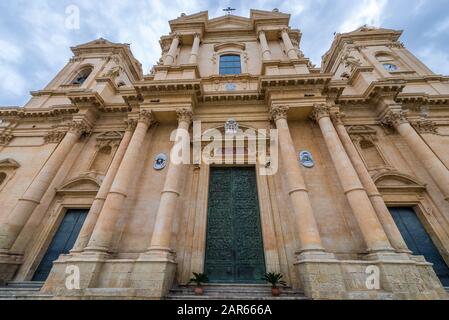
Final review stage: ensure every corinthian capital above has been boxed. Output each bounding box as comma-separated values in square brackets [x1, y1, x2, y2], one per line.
[381, 110, 408, 128]
[68, 121, 91, 136]
[331, 111, 346, 126]
[138, 110, 154, 126]
[270, 106, 289, 122]
[311, 103, 331, 122]
[125, 118, 138, 132]
[176, 108, 193, 124]
[411, 119, 438, 134]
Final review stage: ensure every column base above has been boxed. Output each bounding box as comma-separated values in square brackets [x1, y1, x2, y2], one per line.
[294, 250, 348, 300]
[41, 253, 106, 296]
[0, 250, 23, 284]
[128, 250, 177, 299]
[295, 250, 448, 300]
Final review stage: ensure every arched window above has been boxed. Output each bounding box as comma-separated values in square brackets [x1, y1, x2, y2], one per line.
[219, 54, 241, 75]
[71, 67, 93, 85]
[359, 140, 386, 168]
[90, 146, 112, 173]
[0, 172, 6, 186]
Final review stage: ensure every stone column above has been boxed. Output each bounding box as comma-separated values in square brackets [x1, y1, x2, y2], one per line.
[332, 112, 410, 253]
[164, 34, 181, 66]
[270, 106, 325, 254]
[146, 108, 192, 258]
[280, 28, 298, 60]
[0, 121, 89, 251]
[312, 104, 393, 253]
[84, 111, 154, 254]
[382, 110, 449, 201]
[70, 120, 136, 253]
[188, 33, 201, 64]
[258, 30, 272, 61]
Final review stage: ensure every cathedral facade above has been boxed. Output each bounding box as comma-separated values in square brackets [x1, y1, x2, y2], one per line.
[0, 9, 449, 300]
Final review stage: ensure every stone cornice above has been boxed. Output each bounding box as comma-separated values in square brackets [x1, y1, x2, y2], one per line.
[337, 80, 406, 104]
[0, 105, 79, 119]
[260, 74, 333, 92]
[135, 79, 201, 94]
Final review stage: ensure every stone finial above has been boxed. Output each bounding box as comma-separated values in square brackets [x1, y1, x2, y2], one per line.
[381, 110, 408, 128]
[138, 110, 154, 126]
[176, 108, 193, 124]
[411, 119, 438, 134]
[270, 106, 289, 122]
[311, 103, 331, 122]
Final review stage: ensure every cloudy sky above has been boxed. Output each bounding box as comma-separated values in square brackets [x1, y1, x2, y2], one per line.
[0, 0, 448, 106]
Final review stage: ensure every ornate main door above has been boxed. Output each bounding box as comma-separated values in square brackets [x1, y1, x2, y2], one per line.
[204, 167, 266, 283]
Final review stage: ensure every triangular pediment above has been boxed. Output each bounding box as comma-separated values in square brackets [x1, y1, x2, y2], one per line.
[96, 131, 123, 141]
[207, 15, 252, 31]
[73, 38, 118, 49]
[0, 158, 20, 169]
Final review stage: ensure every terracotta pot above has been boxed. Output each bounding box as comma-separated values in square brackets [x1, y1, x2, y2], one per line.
[271, 287, 281, 297]
[194, 286, 204, 295]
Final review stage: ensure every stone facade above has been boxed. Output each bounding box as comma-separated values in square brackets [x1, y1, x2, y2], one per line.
[0, 9, 448, 300]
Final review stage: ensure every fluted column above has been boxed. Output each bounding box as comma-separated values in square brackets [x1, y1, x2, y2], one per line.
[0, 121, 89, 251]
[188, 33, 201, 64]
[332, 112, 410, 253]
[312, 104, 393, 253]
[164, 34, 181, 66]
[280, 28, 298, 60]
[271, 106, 325, 254]
[258, 30, 272, 61]
[71, 120, 136, 253]
[146, 108, 193, 257]
[382, 110, 449, 201]
[84, 111, 154, 254]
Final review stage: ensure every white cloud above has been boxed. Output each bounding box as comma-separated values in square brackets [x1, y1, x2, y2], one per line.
[339, 0, 388, 33]
[0, 65, 26, 98]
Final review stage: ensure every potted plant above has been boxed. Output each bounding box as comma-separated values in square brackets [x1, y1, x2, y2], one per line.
[262, 272, 287, 297]
[189, 272, 209, 296]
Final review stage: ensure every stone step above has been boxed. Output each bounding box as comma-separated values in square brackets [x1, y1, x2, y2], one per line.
[445, 287, 449, 294]
[6, 281, 45, 289]
[166, 294, 309, 300]
[166, 284, 308, 300]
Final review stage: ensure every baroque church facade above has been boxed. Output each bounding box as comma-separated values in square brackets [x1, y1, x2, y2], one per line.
[0, 9, 449, 300]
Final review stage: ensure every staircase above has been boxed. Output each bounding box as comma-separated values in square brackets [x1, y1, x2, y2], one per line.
[0, 281, 53, 300]
[166, 284, 309, 300]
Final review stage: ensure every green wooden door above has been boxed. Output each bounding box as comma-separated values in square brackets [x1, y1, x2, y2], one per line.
[204, 167, 266, 283]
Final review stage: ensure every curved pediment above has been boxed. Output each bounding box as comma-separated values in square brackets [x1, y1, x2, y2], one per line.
[57, 176, 101, 196]
[0, 158, 20, 169]
[373, 171, 426, 193]
[214, 42, 246, 52]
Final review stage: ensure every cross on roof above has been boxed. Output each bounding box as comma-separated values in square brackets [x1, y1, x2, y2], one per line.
[223, 7, 236, 16]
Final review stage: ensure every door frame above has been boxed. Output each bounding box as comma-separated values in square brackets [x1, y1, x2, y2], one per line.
[18, 198, 95, 281]
[374, 172, 449, 269]
[190, 163, 282, 282]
